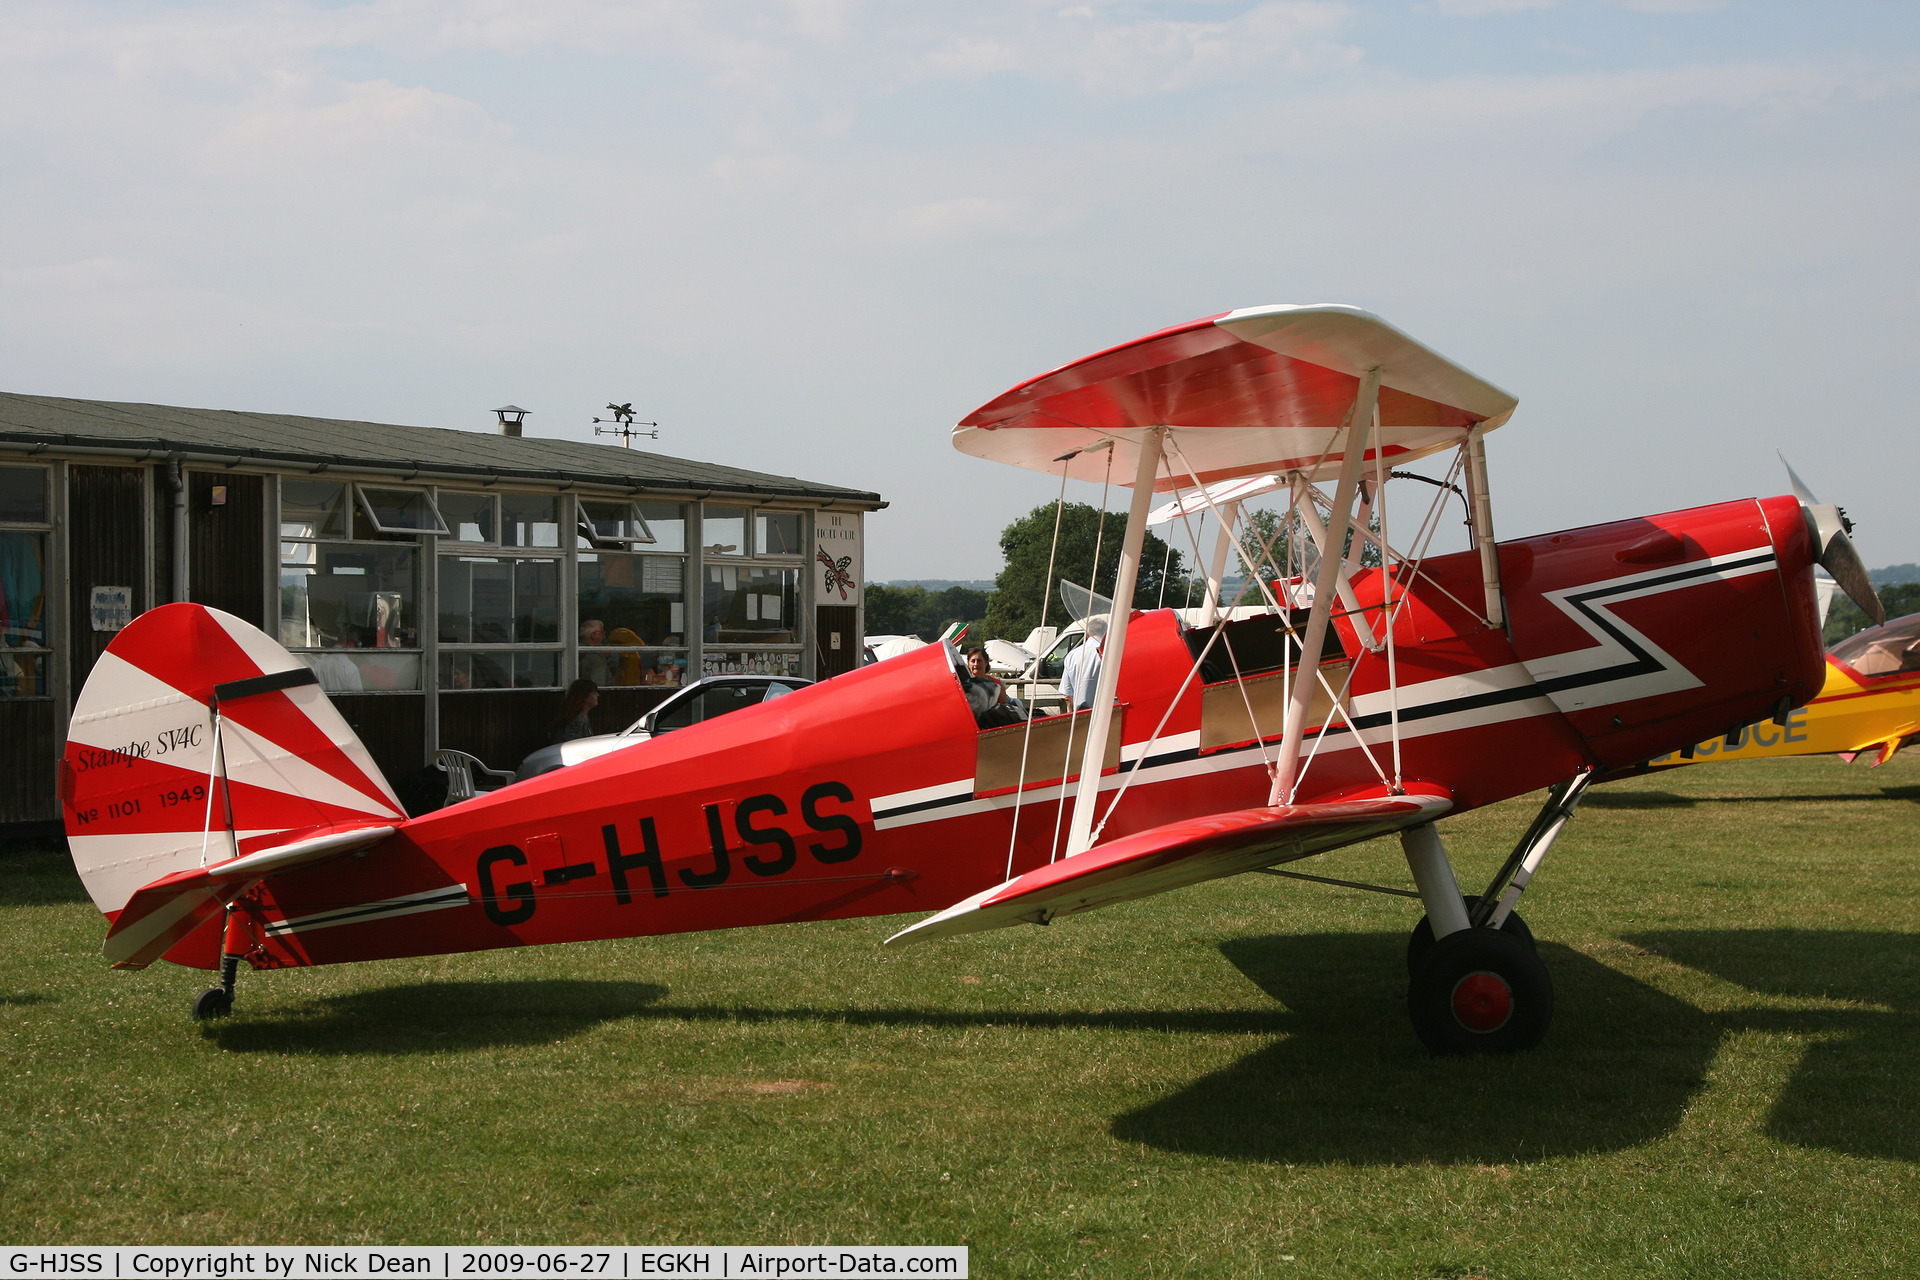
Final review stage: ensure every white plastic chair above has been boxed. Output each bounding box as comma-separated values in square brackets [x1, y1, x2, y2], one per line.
[434, 749, 514, 804]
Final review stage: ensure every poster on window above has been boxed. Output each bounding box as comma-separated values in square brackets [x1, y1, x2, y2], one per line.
[814, 511, 861, 607]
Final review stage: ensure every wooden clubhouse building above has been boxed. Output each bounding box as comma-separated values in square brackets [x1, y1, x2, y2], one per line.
[0, 394, 882, 826]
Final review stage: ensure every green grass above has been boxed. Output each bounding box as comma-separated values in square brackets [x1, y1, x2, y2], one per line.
[5, 755, 1920, 1277]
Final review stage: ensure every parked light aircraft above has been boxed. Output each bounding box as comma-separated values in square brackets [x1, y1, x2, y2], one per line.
[62, 304, 1879, 1052]
[1645, 610, 1920, 769]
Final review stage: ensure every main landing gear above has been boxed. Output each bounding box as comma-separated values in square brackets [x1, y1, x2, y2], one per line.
[1398, 771, 1591, 1054]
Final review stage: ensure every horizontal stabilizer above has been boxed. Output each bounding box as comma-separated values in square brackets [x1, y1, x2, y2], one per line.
[103, 823, 397, 969]
[885, 790, 1450, 947]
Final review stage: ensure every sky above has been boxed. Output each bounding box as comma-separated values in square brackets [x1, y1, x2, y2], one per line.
[3, 1, 1917, 582]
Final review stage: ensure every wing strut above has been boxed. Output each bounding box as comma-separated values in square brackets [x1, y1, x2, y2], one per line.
[1464, 423, 1504, 629]
[1197, 499, 1241, 626]
[1270, 368, 1381, 806]
[1063, 427, 1166, 859]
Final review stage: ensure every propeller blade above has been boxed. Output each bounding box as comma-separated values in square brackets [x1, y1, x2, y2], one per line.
[1778, 451, 1820, 506]
[1821, 523, 1884, 627]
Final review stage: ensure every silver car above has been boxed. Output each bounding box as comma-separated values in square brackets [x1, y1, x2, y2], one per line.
[513, 675, 812, 781]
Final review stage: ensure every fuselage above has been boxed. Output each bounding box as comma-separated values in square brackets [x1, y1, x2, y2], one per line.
[168, 493, 1827, 971]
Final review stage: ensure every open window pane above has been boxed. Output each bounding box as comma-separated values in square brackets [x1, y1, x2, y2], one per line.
[0, 467, 48, 524]
[637, 502, 686, 553]
[501, 494, 561, 548]
[281, 480, 346, 539]
[702, 505, 747, 556]
[357, 486, 450, 535]
[756, 511, 803, 556]
[438, 492, 495, 544]
[578, 499, 655, 547]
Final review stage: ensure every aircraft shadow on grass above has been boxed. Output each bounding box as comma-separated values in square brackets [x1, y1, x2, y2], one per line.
[1624, 929, 1920, 1166]
[1582, 786, 1920, 811]
[204, 979, 670, 1056]
[1112, 933, 1720, 1166]
[1111, 929, 1920, 1167]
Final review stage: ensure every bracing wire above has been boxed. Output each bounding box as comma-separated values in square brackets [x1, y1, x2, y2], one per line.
[1004, 450, 1078, 881]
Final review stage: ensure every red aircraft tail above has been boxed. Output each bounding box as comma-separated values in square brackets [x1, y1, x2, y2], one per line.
[63, 604, 407, 967]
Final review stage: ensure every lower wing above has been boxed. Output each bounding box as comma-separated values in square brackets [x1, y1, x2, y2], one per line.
[885, 787, 1451, 946]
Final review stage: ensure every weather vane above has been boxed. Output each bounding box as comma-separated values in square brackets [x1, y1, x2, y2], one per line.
[591, 402, 660, 448]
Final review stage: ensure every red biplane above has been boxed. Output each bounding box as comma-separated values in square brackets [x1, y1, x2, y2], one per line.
[62, 305, 1879, 1052]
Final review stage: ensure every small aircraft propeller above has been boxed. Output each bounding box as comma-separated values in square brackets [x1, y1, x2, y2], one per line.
[1780, 453, 1882, 627]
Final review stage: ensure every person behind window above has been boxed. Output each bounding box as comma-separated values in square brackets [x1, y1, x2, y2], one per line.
[608, 626, 646, 685]
[579, 618, 614, 684]
[552, 678, 600, 743]
[1059, 616, 1106, 712]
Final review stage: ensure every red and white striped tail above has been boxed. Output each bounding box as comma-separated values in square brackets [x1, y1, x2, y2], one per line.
[64, 604, 405, 926]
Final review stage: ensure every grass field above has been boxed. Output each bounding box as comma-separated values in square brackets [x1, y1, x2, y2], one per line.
[4, 755, 1919, 1277]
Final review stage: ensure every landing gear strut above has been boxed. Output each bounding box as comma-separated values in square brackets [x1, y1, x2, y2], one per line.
[191, 905, 251, 1021]
[1397, 771, 1591, 1054]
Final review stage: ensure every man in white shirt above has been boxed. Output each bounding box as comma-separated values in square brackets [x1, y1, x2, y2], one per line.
[1058, 616, 1107, 711]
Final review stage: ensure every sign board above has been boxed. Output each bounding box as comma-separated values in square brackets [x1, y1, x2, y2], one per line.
[90, 586, 133, 632]
[813, 511, 862, 608]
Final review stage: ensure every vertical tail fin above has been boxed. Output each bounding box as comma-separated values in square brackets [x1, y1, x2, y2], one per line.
[63, 603, 405, 923]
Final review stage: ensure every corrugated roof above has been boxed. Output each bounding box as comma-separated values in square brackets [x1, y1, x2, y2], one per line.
[0, 392, 884, 508]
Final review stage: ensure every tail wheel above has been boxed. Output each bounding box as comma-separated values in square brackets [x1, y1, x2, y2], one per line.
[1406, 894, 1534, 974]
[191, 987, 233, 1021]
[1407, 928, 1552, 1054]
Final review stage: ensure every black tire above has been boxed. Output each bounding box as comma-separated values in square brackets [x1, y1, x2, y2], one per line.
[191, 987, 233, 1021]
[1407, 927, 1553, 1054]
[1406, 895, 1535, 974]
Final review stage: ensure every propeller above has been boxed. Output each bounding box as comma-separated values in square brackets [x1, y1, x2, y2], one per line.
[1780, 453, 1882, 627]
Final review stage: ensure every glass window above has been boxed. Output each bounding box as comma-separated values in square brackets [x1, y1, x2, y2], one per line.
[637, 502, 686, 553]
[297, 651, 421, 693]
[439, 556, 560, 644]
[281, 480, 347, 539]
[578, 499, 655, 547]
[0, 526, 48, 698]
[357, 487, 449, 535]
[0, 467, 47, 523]
[701, 649, 804, 679]
[579, 552, 685, 646]
[439, 650, 561, 690]
[280, 544, 418, 650]
[703, 505, 747, 556]
[0, 531, 47, 649]
[756, 511, 803, 557]
[501, 494, 561, 548]
[581, 646, 686, 688]
[439, 492, 495, 544]
[704, 564, 798, 644]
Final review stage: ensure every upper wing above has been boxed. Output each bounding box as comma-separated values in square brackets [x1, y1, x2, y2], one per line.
[102, 823, 397, 969]
[885, 789, 1451, 947]
[953, 304, 1516, 490]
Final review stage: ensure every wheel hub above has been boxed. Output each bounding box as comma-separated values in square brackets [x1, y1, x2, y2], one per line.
[1450, 971, 1513, 1033]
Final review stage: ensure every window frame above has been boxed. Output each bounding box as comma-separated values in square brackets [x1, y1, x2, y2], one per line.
[0, 463, 55, 700]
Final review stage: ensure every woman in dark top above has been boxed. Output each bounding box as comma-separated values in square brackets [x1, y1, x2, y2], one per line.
[553, 678, 600, 743]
